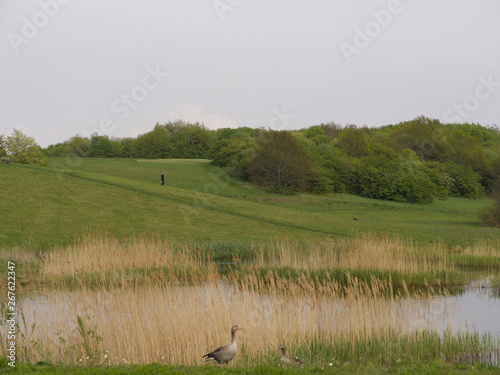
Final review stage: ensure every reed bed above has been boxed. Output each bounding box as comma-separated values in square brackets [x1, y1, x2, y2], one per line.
[256, 235, 453, 273]
[5, 277, 494, 367]
[44, 233, 457, 278]
[3, 232, 499, 367]
[6, 276, 499, 367]
[33, 232, 498, 292]
[451, 239, 500, 268]
[42, 233, 209, 278]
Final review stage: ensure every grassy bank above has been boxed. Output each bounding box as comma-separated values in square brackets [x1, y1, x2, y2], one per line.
[1, 158, 498, 249]
[1, 361, 499, 375]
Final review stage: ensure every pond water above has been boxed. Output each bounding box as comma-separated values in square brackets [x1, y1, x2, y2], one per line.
[18, 281, 500, 336]
[5, 277, 500, 365]
[449, 279, 500, 337]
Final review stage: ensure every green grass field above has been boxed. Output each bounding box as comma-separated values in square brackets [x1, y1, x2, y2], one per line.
[0, 158, 497, 249]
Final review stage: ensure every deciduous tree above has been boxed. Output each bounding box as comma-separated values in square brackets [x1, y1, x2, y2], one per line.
[336, 126, 372, 158]
[5, 129, 47, 165]
[393, 116, 449, 161]
[248, 130, 314, 192]
[0, 134, 6, 157]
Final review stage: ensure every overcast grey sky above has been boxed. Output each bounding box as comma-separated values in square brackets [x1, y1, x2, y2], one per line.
[1, 0, 499, 147]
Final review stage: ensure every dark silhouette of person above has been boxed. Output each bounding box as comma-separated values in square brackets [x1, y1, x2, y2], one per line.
[161, 172, 165, 186]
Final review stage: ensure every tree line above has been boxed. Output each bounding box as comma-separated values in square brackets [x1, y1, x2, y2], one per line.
[3, 117, 499, 208]
[211, 117, 500, 205]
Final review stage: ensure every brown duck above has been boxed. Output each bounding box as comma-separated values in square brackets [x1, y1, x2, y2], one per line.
[203, 326, 243, 367]
[275, 344, 303, 367]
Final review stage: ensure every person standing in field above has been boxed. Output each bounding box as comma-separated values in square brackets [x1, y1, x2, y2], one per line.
[161, 172, 165, 186]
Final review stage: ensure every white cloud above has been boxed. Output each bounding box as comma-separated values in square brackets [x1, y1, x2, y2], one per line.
[166, 102, 239, 130]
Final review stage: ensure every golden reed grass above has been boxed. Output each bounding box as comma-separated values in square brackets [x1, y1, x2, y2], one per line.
[256, 235, 453, 273]
[13, 275, 454, 366]
[36, 233, 499, 292]
[42, 233, 209, 278]
[454, 238, 500, 257]
[41, 232, 471, 279]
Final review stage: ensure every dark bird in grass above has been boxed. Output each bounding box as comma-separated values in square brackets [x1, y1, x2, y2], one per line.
[275, 344, 303, 367]
[203, 326, 243, 367]
[353, 218, 359, 221]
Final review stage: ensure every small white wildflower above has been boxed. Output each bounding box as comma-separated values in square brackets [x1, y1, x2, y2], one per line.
[329, 362, 333, 366]
[79, 358, 82, 362]
[104, 354, 108, 359]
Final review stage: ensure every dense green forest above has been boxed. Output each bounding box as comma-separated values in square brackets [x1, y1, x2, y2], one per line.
[38, 117, 500, 205]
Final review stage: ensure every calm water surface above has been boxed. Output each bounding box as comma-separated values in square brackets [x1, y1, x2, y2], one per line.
[10, 277, 500, 365]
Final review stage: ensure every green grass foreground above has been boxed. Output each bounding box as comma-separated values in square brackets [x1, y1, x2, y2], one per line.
[1, 361, 498, 375]
[0, 158, 497, 249]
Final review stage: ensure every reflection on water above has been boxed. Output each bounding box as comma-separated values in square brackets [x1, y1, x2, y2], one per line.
[451, 279, 500, 337]
[19, 280, 500, 337]
[6, 278, 500, 365]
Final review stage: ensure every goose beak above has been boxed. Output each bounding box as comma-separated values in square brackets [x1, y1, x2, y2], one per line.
[238, 327, 244, 330]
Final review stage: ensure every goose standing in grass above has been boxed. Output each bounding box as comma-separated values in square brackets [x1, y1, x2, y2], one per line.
[276, 344, 303, 367]
[203, 326, 243, 367]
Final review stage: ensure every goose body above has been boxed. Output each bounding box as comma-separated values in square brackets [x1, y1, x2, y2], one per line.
[276, 344, 303, 367]
[203, 326, 243, 367]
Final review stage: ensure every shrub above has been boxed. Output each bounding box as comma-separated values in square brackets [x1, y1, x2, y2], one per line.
[379, 161, 435, 203]
[480, 182, 500, 228]
[480, 202, 500, 228]
[5, 129, 47, 166]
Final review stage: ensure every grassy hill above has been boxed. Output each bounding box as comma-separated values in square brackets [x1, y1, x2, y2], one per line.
[0, 158, 497, 249]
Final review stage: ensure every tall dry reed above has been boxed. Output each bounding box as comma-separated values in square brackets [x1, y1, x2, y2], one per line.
[256, 235, 452, 273]
[37, 233, 496, 291]
[42, 233, 209, 278]
[42, 233, 460, 282]
[8, 273, 459, 366]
